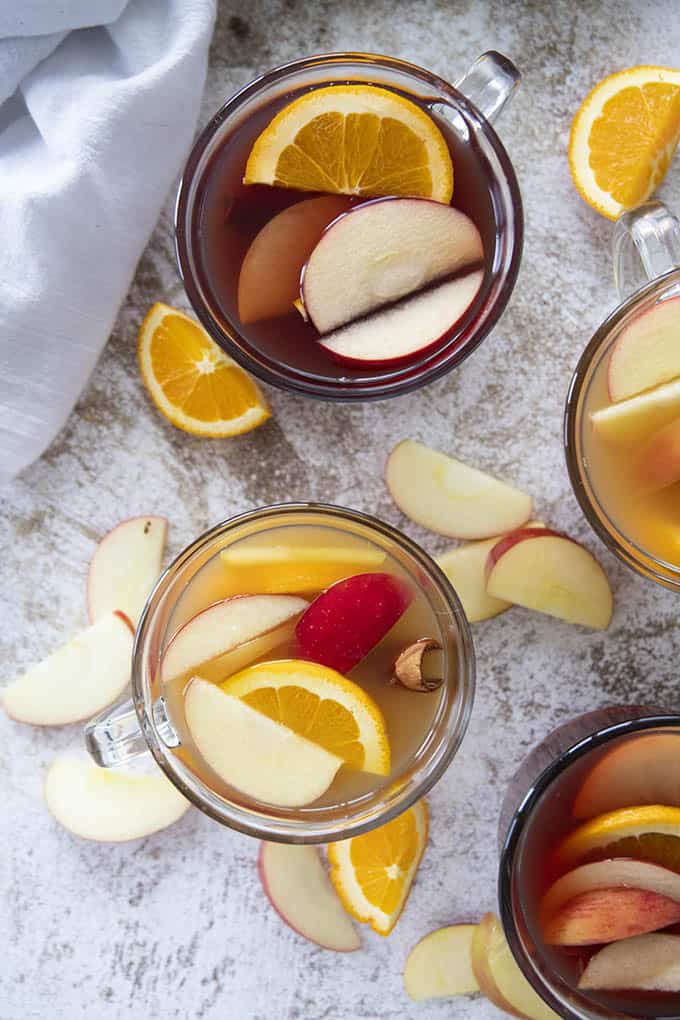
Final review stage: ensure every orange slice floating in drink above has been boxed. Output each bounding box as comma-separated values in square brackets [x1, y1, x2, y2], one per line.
[555, 805, 680, 869]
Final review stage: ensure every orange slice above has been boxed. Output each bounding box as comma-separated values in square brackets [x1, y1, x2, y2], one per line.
[137, 303, 270, 436]
[243, 85, 453, 203]
[219, 542, 386, 595]
[555, 805, 680, 869]
[569, 66, 680, 219]
[220, 658, 390, 776]
[328, 799, 428, 935]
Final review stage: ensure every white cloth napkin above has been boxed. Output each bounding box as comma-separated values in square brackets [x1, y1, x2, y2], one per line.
[0, 0, 216, 484]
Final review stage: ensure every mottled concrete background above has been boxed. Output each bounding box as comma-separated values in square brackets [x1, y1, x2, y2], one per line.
[2, 2, 680, 1018]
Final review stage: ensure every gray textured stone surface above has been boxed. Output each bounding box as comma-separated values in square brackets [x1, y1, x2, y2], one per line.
[2, 2, 680, 1018]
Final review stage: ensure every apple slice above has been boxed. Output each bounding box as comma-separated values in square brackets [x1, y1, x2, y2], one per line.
[386, 439, 532, 540]
[638, 417, 680, 490]
[2, 611, 133, 726]
[543, 887, 680, 945]
[578, 932, 680, 991]
[471, 913, 560, 1020]
[573, 732, 680, 819]
[45, 757, 190, 841]
[161, 594, 308, 683]
[238, 196, 351, 324]
[219, 543, 386, 596]
[436, 523, 544, 623]
[404, 924, 479, 1000]
[184, 678, 343, 806]
[259, 842, 360, 951]
[87, 515, 167, 626]
[302, 197, 483, 333]
[318, 271, 483, 366]
[608, 297, 680, 402]
[541, 859, 680, 920]
[486, 529, 613, 630]
[590, 376, 680, 444]
[295, 572, 413, 673]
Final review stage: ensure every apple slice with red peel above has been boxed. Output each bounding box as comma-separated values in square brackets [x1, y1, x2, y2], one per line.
[404, 924, 479, 1000]
[302, 197, 483, 334]
[184, 678, 343, 806]
[437, 523, 544, 623]
[486, 529, 613, 630]
[259, 842, 360, 952]
[238, 196, 351, 324]
[88, 516, 167, 626]
[608, 297, 680, 402]
[386, 439, 532, 540]
[573, 732, 680, 819]
[540, 859, 680, 920]
[471, 913, 560, 1020]
[578, 932, 680, 991]
[161, 594, 308, 683]
[2, 611, 133, 725]
[45, 757, 190, 841]
[295, 572, 413, 673]
[638, 417, 680, 490]
[542, 887, 680, 946]
[591, 377, 680, 444]
[318, 271, 483, 366]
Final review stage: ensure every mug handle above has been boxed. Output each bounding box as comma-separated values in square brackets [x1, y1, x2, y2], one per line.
[613, 200, 680, 301]
[85, 695, 178, 767]
[454, 51, 521, 123]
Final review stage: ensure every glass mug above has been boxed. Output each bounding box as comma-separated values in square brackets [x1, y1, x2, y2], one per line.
[565, 200, 680, 590]
[498, 708, 679, 1020]
[84, 504, 475, 843]
[175, 50, 523, 401]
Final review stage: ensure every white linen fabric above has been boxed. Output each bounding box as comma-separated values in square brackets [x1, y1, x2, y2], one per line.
[0, 0, 216, 483]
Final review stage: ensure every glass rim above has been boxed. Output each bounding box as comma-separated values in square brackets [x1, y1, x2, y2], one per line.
[498, 712, 680, 1020]
[563, 267, 680, 591]
[174, 50, 523, 402]
[131, 501, 476, 843]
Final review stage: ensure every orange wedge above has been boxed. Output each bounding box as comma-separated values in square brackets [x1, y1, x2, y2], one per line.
[569, 66, 680, 219]
[138, 303, 270, 437]
[244, 85, 453, 203]
[220, 658, 390, 776]
[328, 799, 428, 934]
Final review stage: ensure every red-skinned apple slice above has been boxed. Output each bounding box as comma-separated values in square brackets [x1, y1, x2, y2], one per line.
[485, 529, 613, 630]
[542, 887, 680, 945]
[302, 197, 483, 333]
[161, 594, 308, 683]
[88, 515, 167, 626]
[608, 297, 680, 402]
[573, 732, 680, 819]
[540, 859, 680, 920]
[318, 271, 483, 366]
[386, 439, 532, 540]
[238, 196, 351, 324]
[638, 417, 680, 489]
[45, 757, 190, 841]
[591, 377, 680, 444]
[437, 523, 544, 623]
[295, 572, 413, 673]
[404, 924, 479, 1000]
[259, 842, 360, 952]
[471, 913, 560, 1020]
[2, 611, 133, 725]
[578, 932, 680, 991]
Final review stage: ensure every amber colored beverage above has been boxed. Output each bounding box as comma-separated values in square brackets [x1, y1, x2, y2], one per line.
[161, 523, 453, 806]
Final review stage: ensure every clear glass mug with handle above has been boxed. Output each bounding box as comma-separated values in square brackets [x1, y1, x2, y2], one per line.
[83, 503, 475, 844]
[565, 200, 680, 589]
[175, 50, 523, 401]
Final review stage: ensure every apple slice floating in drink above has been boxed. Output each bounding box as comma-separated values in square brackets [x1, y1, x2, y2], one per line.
[485, 528, 613, 630]
[540, 859, 680, 920]
[638, 417, 680, 490]
[386, 439, 532, 540]
[590, 376, 680, 443]
[542, 886, 680, 945]
[238, 195, 351, 324]
[608, 296, 680, 402]
[219, 542, 386, 595]
[573, 732, 680, 819]
[578, 932, 680, 991]
[295, 572, 413, 673]
[259, 842, 360, 952]
[301, 197, 483, 333]
[87, 515, 167, 626]
[404, 924, 479, 1000]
